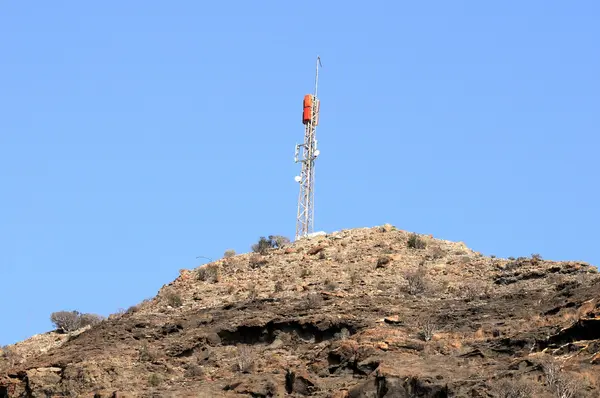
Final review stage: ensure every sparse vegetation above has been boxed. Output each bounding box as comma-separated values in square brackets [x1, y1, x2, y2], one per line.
[492, 379, 533, 398]
[349, 268, 360, 285]
[299, 267, 311, 278]
[403, 267, 427, 295]
[235, 345, 255, 373]
[0, 346, 21, 367]
[407, 233, 427, 249]
[197, 264, 220, 283]
[428, 246, 445, 260]
[147, 373, 161, 387]
[251, 235, 291, 254]
[247, 283, 258, 300]
[252, 236, 274, 254]
[269, 235, 291, 248]
[324, 278, 337, 291]
[305, 292, 323, 308]
[163, 289, 183, 308]
[249, 254, 268, 269]
[274, 280, 284, 293]
[417, 316, 437, 341]
[542, 359, 580, 398]
[224, 249, 236, 258]
[138, 344, 157, 362]
[184, 363, 204, 378]
[50, 311, 103, 333]
[462, 281, 488, 302]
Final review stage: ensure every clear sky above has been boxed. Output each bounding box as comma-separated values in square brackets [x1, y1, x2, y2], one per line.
[1, 2, 598, 345]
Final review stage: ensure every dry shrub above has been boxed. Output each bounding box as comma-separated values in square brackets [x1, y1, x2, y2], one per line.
[184, 363, 204, 378]
[407, 233, 427, 249]
[492, 379, 533, 398]
[542, 358, 580, 398]
[462, 281, 489, 301]
[126, 305, 139, 314]
[249, 254, 268, 269]
[274, 280, 284, 293]
[428, 246, 445, 260]
[224, 249, 236, 258]
[269, 235, 291, 248]
[139, 344, 157, 362]
[324, 278, 337, 291]
[305, 292, 323, 309]
[247, 283, 258, 300]
[197, 264, 220, 283]
[417, 316, 437, 342]
[50, 311, 104, 333]
[235, 345, 255, 373]
[78, 313, 104, 328]
[403, 267, 427, 295]
[349, 268, 360, 285]
[147, 373, 161, 387]
[299, 267, 311, 278]
[0, 346, 22, 367]
[163, 289, 183, 308]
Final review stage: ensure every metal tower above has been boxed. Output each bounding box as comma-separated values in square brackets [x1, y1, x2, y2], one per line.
[294, 56, 322, 240]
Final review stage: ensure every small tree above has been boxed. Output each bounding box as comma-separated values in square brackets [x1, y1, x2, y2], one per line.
[251, 236, 274, 255]
[50, 311, 81, 332]
[50, 311, 103, 333]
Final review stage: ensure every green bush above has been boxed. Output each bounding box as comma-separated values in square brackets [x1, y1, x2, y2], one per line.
[251, 236, 274, 254]
[251, 235, 291, 254]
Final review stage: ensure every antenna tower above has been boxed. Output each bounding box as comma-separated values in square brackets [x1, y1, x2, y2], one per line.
[294, 56, 322, 240]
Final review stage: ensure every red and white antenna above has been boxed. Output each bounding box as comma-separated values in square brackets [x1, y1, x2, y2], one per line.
[294, 56, 322, 240]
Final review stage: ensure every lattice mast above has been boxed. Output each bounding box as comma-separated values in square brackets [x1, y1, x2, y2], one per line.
[294, 56, 322, 240]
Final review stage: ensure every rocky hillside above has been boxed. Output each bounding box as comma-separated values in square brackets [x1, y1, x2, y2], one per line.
[1, 226, 599, 397]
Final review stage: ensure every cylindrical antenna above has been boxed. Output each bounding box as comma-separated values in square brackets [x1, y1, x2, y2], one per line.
[315, 56, 322, 98]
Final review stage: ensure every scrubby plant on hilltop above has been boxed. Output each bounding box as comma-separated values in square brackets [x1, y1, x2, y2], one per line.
[50, 311, 104, 333]
[197, 264, 220, 283]
[407, 233, 427, 249]
[269, 235, 290, 248]
[251, 235, 291, 254]
[252, 236, 274, 254]
[224, 249, 236, 258]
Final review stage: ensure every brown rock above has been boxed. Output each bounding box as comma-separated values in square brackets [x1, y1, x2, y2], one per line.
[376, 341, 389, 351]
[307, 245, 326, 255]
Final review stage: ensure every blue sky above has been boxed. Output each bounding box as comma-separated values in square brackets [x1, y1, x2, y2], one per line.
[1, 2, 598, 345]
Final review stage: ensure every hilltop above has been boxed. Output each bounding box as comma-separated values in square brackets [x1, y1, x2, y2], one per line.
[1, 226, 599, 397]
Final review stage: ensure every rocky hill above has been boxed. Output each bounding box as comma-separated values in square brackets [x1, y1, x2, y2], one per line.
[1, 226, 599, 397]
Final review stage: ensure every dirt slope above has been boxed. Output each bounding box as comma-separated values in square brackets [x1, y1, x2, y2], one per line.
[1, 226, 599, 397]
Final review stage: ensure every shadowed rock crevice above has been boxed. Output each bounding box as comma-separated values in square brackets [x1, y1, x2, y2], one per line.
[217, 320, 358, 345]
